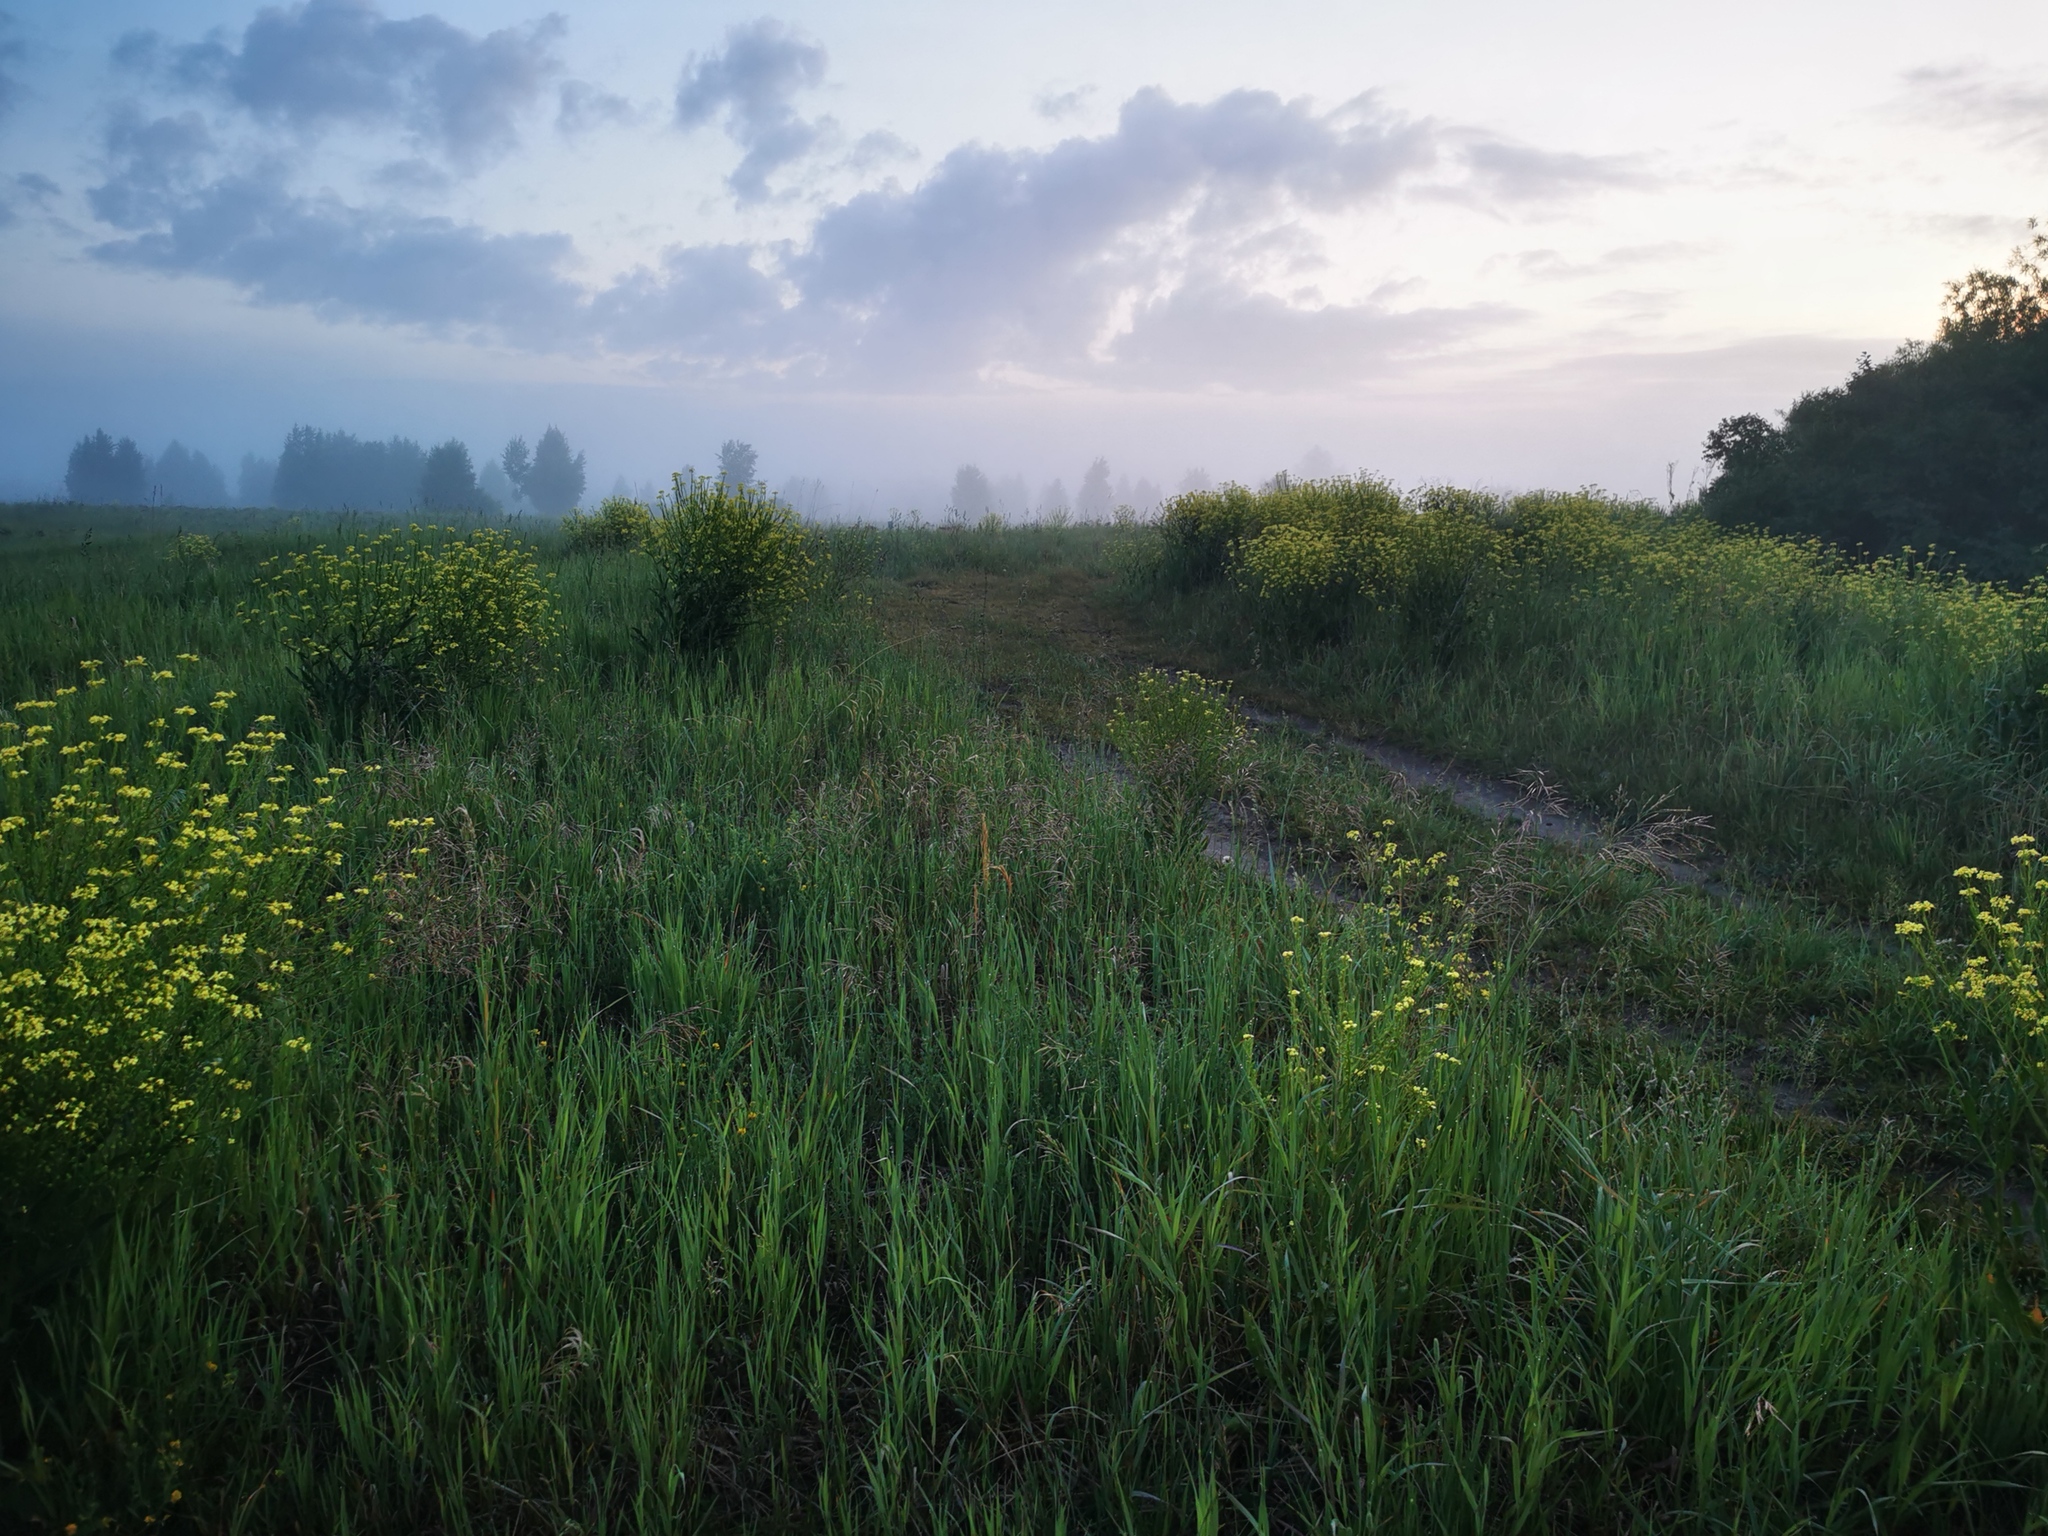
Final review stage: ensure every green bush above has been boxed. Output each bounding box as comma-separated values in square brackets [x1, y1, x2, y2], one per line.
[646, 473, 815, 653]
[245, 525, 559, 730]
[1106, 668, 1246, 809]
[563, 495, 653, 552]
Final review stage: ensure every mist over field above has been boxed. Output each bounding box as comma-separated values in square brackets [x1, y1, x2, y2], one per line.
[0, 2, 2040, 510]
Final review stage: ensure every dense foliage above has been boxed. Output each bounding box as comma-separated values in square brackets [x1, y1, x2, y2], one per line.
[63, 430, 147, 506]
[562, 493, 653, 552]
[272, 426, 429, 513]
[245, 526, 559, 730]
[502, 426, 587, 516]
[1106, 667, 1246, 810]
[1701, 224, 2048, 582]
[646, 472, 814, 652]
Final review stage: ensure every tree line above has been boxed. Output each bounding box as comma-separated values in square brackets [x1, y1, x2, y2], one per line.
[1702, 220, 2048, 582]
[62, 425, 590, 516]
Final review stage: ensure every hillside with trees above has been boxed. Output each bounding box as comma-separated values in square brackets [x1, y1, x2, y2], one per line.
[1702, 222, 2048, 582]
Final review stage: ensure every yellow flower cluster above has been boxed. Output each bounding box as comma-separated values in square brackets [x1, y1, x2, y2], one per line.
[1894, 834, 2048, 1176]
[244, 525, 559, 723]
[1160, 476, 2048, 678]
[646, 473, 817, 652]
[1261, 900, 1485, 1146]
[1, 658, 371, 1180]
[1105, 668, 1246, 806]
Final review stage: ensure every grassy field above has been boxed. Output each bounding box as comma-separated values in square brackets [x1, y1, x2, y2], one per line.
[1056, 484, 2048, 919]
[2, 512, 2046, 1531]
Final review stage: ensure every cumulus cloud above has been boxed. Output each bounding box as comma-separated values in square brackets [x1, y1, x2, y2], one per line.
[92, 170, 585, 343]
[674, 19, 831, 203]
[83, 78, 1646, 387]
[89, 110, 215, 230]
[126, 0, 564, 169]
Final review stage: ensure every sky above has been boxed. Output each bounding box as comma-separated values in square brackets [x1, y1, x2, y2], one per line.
[0, 0, 2044, 510]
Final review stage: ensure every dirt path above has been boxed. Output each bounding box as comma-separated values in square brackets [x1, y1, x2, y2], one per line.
[1227, 698, 1742, 902]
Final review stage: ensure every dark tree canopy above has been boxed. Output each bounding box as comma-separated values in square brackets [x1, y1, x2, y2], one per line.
[718, 439, 757, 489]
[273, 427, 427, 511]
[419, 440, 492, 511]
[1702, 225, 2048, 583]
[66, 430, 147, 505]
[526, 427, 586, 516]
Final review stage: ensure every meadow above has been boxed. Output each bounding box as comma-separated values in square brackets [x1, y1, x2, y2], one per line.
[1, 497, 2046, 1532]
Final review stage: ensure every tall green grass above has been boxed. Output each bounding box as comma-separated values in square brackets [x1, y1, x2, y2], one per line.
[1119, 482, 2048, 913]
[1, 524, 2044, 1530]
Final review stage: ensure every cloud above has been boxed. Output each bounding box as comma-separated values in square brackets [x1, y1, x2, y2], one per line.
[1034, 84, 1096, 121]
[134, 0, 565, 169]
[1451, 136, 1653, 203]
[1900, 64, 2048, 160]
[777, 87, 1441, 377]
[674, 19, 831, 203]
[89, 110, 215, 230]
[557, 79, 636, 135]
[83, 81, 1643, 389]
[1507, 240, 1702, 280]
[91, 170, 585, 343]
[1111, 283, 1521, 390]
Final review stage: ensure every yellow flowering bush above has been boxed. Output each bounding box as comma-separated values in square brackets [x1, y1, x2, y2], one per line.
[1262, 899, 1486, 1150]
[1106, 668, 1246, 810]
[1894, 835, 2048, 1187]
[166, 533, 220, 566]
[646, 473, 816, 653]
[0, 658, 368, 1193]
[563, 495, 654, 552]
[245, 525, 559, 729]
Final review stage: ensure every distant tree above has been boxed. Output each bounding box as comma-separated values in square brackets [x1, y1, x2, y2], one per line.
[1076, 457, 1113, 520]
[948, 464, 995, 520]
[152, 442, 228, 507]
[238, 454, 277, 507]
[1940, 219, 2048, 343]
[1037, 478, 1069, 519]
[274, 426, 427, 510]
[65, 429, 147, 505]
[991, 472, 1031, 518]
[1177, 467, 1214, 495]
[419, 441, 491, 511]
[1131, 477, 1162, 513]
[478, 458, 520, 512]
[526, 426, 587, 516]
[501, 436, 532, 497]
[718, 439, 758, 488]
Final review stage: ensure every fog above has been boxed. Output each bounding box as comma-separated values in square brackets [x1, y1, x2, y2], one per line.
[0, 322, 1878, 515]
